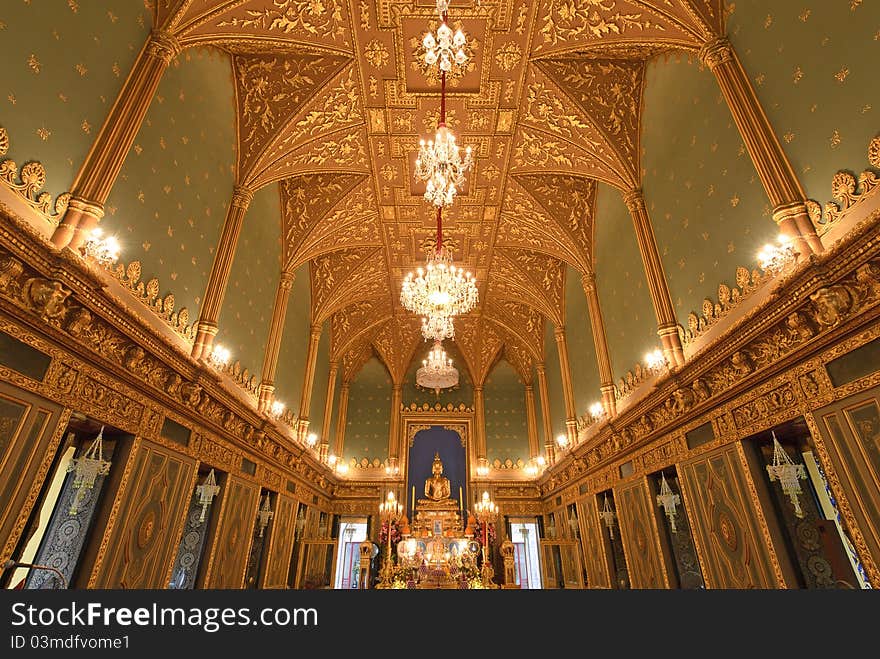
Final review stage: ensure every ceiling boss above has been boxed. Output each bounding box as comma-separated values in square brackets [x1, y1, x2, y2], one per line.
[400, 0, 478, 354]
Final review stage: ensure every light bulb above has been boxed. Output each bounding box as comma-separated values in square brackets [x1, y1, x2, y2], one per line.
[423, 32, 436, 50]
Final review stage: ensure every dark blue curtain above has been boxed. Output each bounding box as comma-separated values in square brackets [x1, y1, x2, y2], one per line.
[406, 426, 467, 519]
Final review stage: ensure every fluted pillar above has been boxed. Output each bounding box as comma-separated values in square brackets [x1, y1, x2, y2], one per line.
[296, 324, 323, 441]
[333, 382, 350, 457]
[623, 189, 686, 368]
[524, 384, 540, 459]
[192, 185, 254, 360]
[535, 363, 555, 464]
[474, 385, 487, 465]
[700, 36, 823, 256]
[388, 383, 403, 462]
[553, 326, 578, 444]
[257, 270, 295, 413]
[319, 360, 339, 459]
[52, 30, 181, 250]
[581, 273, 617, 417]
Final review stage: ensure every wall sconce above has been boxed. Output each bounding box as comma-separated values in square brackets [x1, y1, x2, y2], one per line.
[208, 344, 230, 369]
[757, 234, 798, 273]
[656, 472, 681, 533]
[257, 494, 273, 538]
[336, 462, 349, 475]
[644, 348, 667, 374]
[82, 227, 121, 266]
[270, 400, 285, 419]
[588, 402, 605, 422]
[599, 494, 617, 539]
[476, 458, 489, 477]
[555, 433, 569, 452]
[766, 431, 807, 518]
[306, 432, 318, 448]
[67, 426, 112, 515]
[195, 468, 221, 524]
[328, 454, 338, 467]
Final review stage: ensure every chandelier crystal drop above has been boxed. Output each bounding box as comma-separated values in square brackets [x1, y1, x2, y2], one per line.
[766, 431, 807, 518]
[422, 22, 468, 73]
[400, 244, 478, 320]
[416, 340, 459, 393]
[415, 125, 474, 208]
[421, 312, 455, 342]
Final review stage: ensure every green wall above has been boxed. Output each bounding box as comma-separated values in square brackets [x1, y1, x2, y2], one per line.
[729, 0, 880, 204]
[308, 320, 331, 439]
[543, 319, 567, 441]
[402, 340, 474, 409]
[484, 360, 529, 466]
[564, 265, 601, 415]
[274, 262, 312, 414]
[216, 184, 281, 374]
[641, 51, 771, 323]
[344, 356, 391, 465]
[594, 183, 659, 379]
[0, 0, 149, 195]
[106, 46, 236, 318]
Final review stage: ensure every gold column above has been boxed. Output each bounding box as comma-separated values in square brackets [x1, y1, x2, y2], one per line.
[296, 323, 323, 441]
[333, 382, 350, 458]
[192, 185, 255, 360]
[524, 384, 540, 459]
[553, 326, 578, 444]
[388, 383, 403, 462]
[581, 273, 617, 417]
[699, 36, 823, 256]
[536, 363, 555, 464]
[474, 385, 487, 465]
[623, 189, 685, 368]
[257, 270, 295, 413]
[52, 30, 181, 250]
[320, 360, 339, 459]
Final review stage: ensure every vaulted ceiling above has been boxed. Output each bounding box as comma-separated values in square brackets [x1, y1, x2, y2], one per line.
[141, 0, 726, 384]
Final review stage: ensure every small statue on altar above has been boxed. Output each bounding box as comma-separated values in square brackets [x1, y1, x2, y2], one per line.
[424, 452, 451, 501]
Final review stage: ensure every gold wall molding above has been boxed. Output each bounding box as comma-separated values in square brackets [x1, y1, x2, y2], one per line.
[812, 136, 880, 235]
[0, 127, 70, 227]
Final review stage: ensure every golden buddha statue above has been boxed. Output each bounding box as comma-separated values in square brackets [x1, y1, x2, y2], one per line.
[424, 452, 451, 501]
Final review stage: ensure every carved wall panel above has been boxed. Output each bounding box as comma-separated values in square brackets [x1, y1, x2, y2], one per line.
[262, 493, 298, 589]
[0, 381, 67, 562]
[678, 443, 787, 588]
[614, 477, 670, 588]
[576, 495, 613, 589]
[811, 385, 880, 584]
[89, 438, 197, 588]
[202, 475, 261, 588]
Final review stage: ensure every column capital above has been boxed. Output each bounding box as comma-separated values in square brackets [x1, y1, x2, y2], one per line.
[328, 359, 339, 371]
[473, 385, 484, 393]
[309, 323, 322, 339]
[553, 325, 566, 341]
[622, 188, 646, 213]
[230, 185, 254, 210]
[340, 380, 351, 391]
[535, 362, 546, 375]
[524, 383, 534, 393]
[146, 29, 181, 65]
[67, 196, 106, 221]
[391, 382, 403, 392]
[581, 271, 596, 293]
[698, 35, 733, 71]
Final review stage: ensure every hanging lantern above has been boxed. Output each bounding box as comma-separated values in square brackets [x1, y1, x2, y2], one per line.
[656, 472, 681, 533]
[257, 494, 274, 537]
[598, 494, 617, 539]
[195, 468, 221, 524]
[67, 426, 112, 515]
[766, 432, 807, 518]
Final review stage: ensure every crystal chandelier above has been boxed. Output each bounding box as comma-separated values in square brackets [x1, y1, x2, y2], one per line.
[195, 468, 221, 524]
[656, 472, 681, 533]
[766, 432, 807, 518]
[67, 426, 112, 515]
[421, 312, 455, 342]
[414, 5, 473, 208]
[599, 494, 617, 539]
[416, 340, 459, 393]
[757, 234, 798, 274]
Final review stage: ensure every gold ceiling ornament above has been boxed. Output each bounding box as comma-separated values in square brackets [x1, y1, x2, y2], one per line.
[415, 339, 459, 394]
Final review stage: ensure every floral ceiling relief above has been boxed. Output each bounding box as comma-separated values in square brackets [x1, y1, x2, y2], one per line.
[371, 315, 423, 384]
[309, 246, 388, 323]
[330, 296, 392, 361]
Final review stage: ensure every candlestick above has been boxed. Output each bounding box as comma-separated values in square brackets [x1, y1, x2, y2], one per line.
[411, 485, 415, 519]
[459, 485, 463, 516]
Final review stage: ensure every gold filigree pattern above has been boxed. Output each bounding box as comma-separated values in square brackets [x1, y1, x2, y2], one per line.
[812, 136, 880, 232]
[371, 315, 422, 383]
[309, 247, 387, 323]
[212, 0, 350, 46]
[0, 127, 70, 226]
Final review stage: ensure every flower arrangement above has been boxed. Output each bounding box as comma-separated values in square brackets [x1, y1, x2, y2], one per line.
[378, 519, 402, 554]
[472, 519, 496, 547]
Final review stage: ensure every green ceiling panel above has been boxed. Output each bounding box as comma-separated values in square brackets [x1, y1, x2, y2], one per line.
[216, 184, 281, 376]
[0, 0, 149, 196]
[564, 265, 601, 415]
[402, 340, 474, 410]
[274, 262, 312, 413]
[105, 47, 236, 320]
[543, 319, 567, 441]
[641, 52, 773, 325]
[594, 183, 660, 381]
[729, 1, 880, 203]
[485, 359, 529, 467]
[344, 356, 391, 465]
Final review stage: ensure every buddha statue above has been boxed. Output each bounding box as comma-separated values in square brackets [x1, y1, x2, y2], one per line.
[424, 452, 451, 501]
